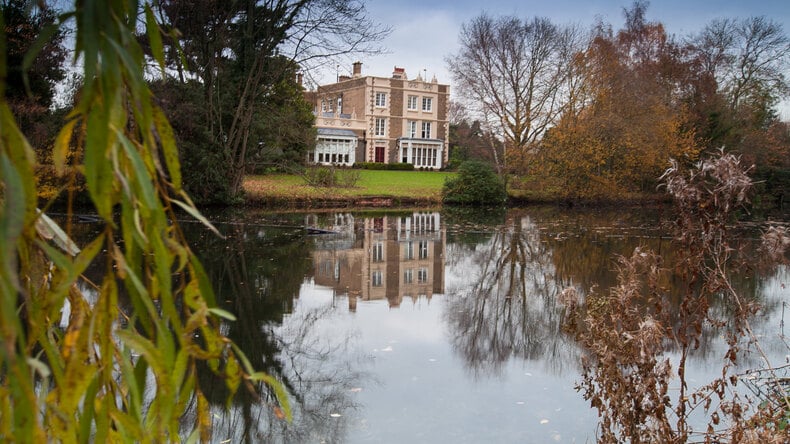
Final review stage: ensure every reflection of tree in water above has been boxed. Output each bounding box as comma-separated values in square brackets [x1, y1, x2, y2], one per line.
[181, 222, 367, 443]
[443, 207, 784, 378]
[445, 213, 577, 376]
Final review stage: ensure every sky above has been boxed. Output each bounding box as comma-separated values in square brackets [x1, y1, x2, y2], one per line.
[330, 0, 790, 119]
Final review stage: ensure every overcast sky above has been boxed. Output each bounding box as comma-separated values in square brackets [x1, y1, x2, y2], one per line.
[334, 0, 790, 118]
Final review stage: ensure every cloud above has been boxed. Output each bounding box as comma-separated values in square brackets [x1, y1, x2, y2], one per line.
[363, 8, 460, 84]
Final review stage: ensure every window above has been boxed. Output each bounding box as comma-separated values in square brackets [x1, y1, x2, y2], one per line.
[422, 97, 432, 112]
[402, 147, 408, 163]
[372, 271, 383, 287]
[375, 118, 386, 136]
[404, 241, 414, 260]
[404, 269, 414, 284]
[407, 121, 417, 138]
[419, 240, 429, 259]
[418, 268, 428, 283]
[421, 122, 432, 139]
[337, 96, 343, 113]
[407, 95, 418, 110]
[372, 242, 383, 262]
[375, 92, 387, 107]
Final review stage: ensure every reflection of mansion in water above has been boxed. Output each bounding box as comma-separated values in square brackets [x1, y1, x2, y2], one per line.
[308, 212, 445, 310]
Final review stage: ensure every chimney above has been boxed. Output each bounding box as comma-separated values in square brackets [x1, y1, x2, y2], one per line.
[352, 61, 362, 78]
[392, 66, 406, 79]
[296, 72, 303, 86]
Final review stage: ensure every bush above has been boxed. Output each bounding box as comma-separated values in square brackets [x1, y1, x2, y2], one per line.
[442, 161, 507, 205]
[303, 165, 360, 188]
[353, 162, 414, 171]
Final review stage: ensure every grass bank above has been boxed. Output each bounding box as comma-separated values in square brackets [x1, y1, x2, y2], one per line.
[243, 170, 455, 207]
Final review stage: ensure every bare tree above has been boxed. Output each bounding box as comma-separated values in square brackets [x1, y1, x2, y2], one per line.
[446, 15, 584, 173]
[283, 0, 391, 87]
[689, 16, 790, 112]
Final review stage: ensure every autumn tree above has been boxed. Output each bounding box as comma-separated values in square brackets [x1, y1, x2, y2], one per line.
[446, 14, 584, 175]
[537, 2, 699, 199]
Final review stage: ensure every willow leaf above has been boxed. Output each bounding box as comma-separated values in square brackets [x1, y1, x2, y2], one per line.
[249, 372, 293, 422]
[153, 105, 181, 190]
[53, 118, 78, 176]
[172, 198, 222, 238]
[144, 4, 165, 74]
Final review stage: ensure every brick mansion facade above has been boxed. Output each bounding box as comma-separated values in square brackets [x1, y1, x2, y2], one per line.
[305, 62, 450, 169]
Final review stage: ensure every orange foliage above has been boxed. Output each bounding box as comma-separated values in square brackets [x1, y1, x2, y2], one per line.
[535, 7, 700, 199]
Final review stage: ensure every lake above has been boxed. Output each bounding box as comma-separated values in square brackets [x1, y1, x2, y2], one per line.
[171, 207, 788, 442]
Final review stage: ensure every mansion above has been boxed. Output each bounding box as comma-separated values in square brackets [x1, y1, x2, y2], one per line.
[305, 62, 450, 170]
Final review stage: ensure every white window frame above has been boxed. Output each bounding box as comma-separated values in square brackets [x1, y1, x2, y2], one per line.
[404, 241, 414, 260]
[421, 121, 432, 139]
[407, 121, 417, 138]
[372, 242, 384, 262]
[422, 97, 432, 112]
[419, 240, 429, 259]
[417, 267, 428, 283]
[375, 92, 387, 107]
[407, 95, 418, 110]
[374, 118, 386, 136]
[404, 269, 414, 284]
[372, 270, 383, 287]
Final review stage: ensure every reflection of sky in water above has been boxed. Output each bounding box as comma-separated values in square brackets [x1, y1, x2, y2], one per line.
[283, 211, 789, 443]
[294, 282, 596, 443]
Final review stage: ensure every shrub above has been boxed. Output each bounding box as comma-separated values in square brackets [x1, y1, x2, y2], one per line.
[353, 162, 414, 171]
[442, 161, 507, 205]
[303, 165, 360, 188]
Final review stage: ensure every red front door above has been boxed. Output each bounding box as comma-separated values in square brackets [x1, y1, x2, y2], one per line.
[375, 146, 385, 163]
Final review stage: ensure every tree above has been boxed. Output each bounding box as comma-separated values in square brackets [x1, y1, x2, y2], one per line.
[151, 0, 388, 202]
[446, 14, 584, 174]
[686, 16, 790, 156]
[1, 0, 66, 148]
[536, 2, 699, 199]
[1, 1, 286, 441]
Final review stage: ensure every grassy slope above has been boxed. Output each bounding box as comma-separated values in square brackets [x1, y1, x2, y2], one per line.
[243, 170, 455, 205]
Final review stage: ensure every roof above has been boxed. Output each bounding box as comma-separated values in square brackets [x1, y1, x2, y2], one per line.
[317, 128, 358, 138]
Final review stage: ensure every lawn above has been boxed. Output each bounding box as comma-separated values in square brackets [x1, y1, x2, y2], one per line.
[243, 170, 455, 204]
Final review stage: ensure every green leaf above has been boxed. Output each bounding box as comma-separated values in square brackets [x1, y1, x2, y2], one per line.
[0, 103, 36, 212]
[189, 255, 218, 308]
[53, 119, 78, 176]
[231, 343, 255, 375]
[116, 130, 158, 211]
[145, 4, 165, 74]
[84, 105, 113, 219]
[225, 354, 242, 405]
[153, 106, 181, 190]
[78, 376, 100, 444]
[0, 152, 25, 290]
[248, 372, 293, 422]
[117, 331, 165, 376]
[35, 211, 81, 256]
[207, 307, 237, 321]
[172, 197, 223, 238]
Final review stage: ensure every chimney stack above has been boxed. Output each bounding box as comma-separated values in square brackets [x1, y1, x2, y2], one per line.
[392, 66, 406, 79]
[352, 61, 362, 78]
[296, 72, 303, 86]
